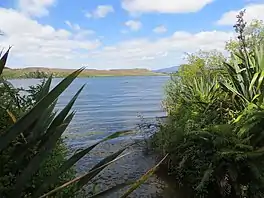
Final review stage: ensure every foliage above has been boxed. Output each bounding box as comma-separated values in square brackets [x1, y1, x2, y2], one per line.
[0, 76, 76, 196]
[221, 45, 264, 111]
[0, 48, 165, 198]
[152, 11, 264, 198]
[23, 70, 51, 79]
[221, 11, 264, 111]
[0, 49, 150, 198]
[178, 50, 226, 81]
[226, 11, 264, 53]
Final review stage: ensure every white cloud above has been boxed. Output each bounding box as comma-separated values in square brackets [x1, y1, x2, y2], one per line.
[122, 0, 214, 14]
[85, 5, 114, 18]
[65, 21, 95, 39]
[217, 3, 264, 25]
[79, 30, 234, 69]
[153, 25, 167, 33]
[65, 21, 81, 31]
[125, 20, 142, 31]
[0, 8, 100, 68]
[0, 8, 234, 70]
[18, 0, 56, 17]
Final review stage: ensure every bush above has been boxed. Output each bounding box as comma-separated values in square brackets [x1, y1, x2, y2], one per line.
[0, 78, 76, 197]
[152, 11, 264, 197]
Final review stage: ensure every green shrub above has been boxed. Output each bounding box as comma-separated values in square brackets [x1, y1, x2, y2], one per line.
[152, 11, 264, 197]
[0, 77, 76, 197]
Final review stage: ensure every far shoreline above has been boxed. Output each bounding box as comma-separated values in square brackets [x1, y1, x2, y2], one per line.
[3, 67, 168, 79]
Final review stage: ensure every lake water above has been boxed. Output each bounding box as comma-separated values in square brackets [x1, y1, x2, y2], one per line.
[10, 76, 169, 148]
[10, 76, 176, 197]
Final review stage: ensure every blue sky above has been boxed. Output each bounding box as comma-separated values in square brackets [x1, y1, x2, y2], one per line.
[0, 0, 263, 69]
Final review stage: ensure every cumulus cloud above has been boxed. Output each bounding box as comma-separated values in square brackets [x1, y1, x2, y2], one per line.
[217, 3, 264, 25]
[125, 20, 142, 31]
[0, 7, 234, 70]
[87, 31, 233, 70]
[85, 5, 114, 18]
[0, 8, 100, 67]
[122, 0, 214, 14]
[153, 25, 167, 33]
[69, 31, 234, 69]
[18, 0, 56, 17]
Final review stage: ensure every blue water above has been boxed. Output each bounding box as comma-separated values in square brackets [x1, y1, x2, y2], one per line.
[10, 76, 169, 147]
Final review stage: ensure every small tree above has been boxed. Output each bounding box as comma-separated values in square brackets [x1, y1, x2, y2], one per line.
[177, 50, 226, 81]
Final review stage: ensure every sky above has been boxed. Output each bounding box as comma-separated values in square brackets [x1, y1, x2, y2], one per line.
[0, 0, 264, 70]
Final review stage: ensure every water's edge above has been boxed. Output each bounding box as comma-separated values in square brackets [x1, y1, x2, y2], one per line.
[73, 138, 173, 198]
[10, 76, 171, 197]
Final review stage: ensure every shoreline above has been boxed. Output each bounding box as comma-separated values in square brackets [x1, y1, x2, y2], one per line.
[70, 138, 168, 197]
[3, 68, 167, 79]
[4, 74, 168, 80]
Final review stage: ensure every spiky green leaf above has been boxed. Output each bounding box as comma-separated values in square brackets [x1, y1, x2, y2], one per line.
[38, 84, 85, 147]
[37, 75, 53, 101]
[0, 47, 10, 75]
[249, 72, 260, 91]
[39, 150, 129, 198]
[0, 68, 84, 152]
[75, 148, 127, 191]
[34, 130, 133, 197]
[121, 154, 168, 198]
[89, 182, 134, 198]
[12, 112, 75, 196]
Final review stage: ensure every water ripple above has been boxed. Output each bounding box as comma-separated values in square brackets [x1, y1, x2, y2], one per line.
[10, 76, 169, 142]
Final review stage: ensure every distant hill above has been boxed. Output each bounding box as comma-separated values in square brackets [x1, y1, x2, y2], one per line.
[3, 67, 165, 79]
[153, 66, 179, 74]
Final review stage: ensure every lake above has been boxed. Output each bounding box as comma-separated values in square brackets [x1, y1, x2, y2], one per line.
[10, 76, 169, 147]
[10, 76, 177, 197]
